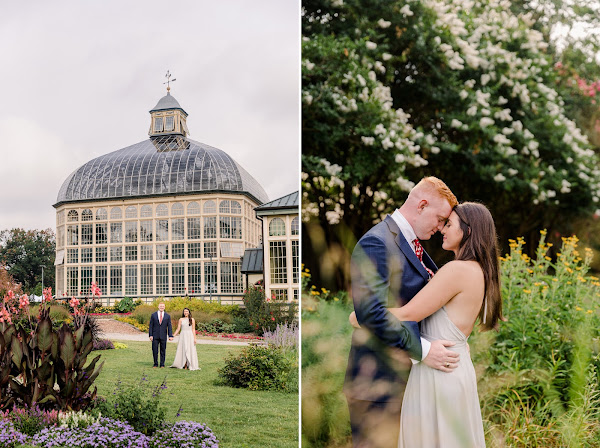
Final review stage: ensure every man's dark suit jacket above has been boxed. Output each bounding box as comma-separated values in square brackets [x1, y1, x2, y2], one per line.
[149, 311, 173, 340]
[344, 215, 438, 403]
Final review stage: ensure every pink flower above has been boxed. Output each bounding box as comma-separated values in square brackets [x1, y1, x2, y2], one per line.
[69, 297, 80, 308]
[43, 287, 53, 302]
[18, 295, 29, 309]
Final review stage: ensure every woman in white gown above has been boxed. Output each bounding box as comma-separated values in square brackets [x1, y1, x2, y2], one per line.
[171, 308, 200, 370]
[351, 202, 503, 447]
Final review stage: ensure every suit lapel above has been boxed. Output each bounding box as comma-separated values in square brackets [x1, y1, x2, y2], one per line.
[384, 215, 432, 281]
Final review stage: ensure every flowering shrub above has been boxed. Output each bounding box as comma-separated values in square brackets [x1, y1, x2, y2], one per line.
[0, 284, 103, 411]
[473, 232, 600, 447]
[30, 417, 148, 448]
[263, 323, 299, 352]
[302, 0, 600, 269]
[242, 285, 298, 335]
[92, 376, 168, 436]
[149, 420, 219, 448]
[0, 420, 28, 447]
[92, 339, 115, 351]
[115, 316, 149, 332]
[217, 345, 294, 392]
[58, 410, 100, 429]
[1, 403, 58, 436]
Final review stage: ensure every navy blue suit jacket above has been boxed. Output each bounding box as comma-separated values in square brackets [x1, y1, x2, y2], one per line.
[344, 215, 438, 403]
[149, 311, 173, 340]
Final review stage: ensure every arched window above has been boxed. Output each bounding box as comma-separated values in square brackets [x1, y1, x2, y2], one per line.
[219, 200, 230, 213]
[269, 218, 286, 236]
[96, 208, 107, 221]
[81, 209, 93, 221]
[291, 217, 299, 235]
[67, 210, 79, 222]
[156, 204, 168, 216]
[110, 207, 122, 220]
[231, 201, 241, 214]
[141, 205, 153, 217]
[204, 200, 216, 214]
[172, 203, 184, 216]
[187, 202, 200, 215]
[125, 206, 137, 219]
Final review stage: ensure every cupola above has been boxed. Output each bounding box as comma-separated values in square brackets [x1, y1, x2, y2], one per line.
[149, 72, 189, 137]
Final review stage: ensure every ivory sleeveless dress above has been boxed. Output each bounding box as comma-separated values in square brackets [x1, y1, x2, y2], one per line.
[398, 307, 485, 447]
[171, 319, 199, 370]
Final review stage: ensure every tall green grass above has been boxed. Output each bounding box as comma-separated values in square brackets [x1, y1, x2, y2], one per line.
[302, 233, 600, 447]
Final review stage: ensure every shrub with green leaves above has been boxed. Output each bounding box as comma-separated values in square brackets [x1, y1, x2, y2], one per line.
[197, 318, 235, 334]
[114, 296, 135, 313]
[217, 345, 294, 392]
[243, 285, 298, 335]
[91, 376, 168, 436]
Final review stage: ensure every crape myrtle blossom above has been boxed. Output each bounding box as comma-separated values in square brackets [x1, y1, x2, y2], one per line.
[302, 0, 600, 234]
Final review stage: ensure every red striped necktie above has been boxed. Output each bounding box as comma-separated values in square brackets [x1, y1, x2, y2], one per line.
[413, 239, 434, 278]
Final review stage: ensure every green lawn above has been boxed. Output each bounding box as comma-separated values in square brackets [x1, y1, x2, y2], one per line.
[92, 341, 298, 448]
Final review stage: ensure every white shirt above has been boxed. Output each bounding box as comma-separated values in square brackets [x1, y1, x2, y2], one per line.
[390, 209, 432, 362]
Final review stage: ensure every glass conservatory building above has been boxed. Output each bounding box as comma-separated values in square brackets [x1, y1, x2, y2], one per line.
[54, 89, 267, 305]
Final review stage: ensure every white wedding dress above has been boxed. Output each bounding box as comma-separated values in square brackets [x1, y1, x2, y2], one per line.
[399, 307, 485, 447]
[171, 319, 199, 370]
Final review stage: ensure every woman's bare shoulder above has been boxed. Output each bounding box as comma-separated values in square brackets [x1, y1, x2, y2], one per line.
[439, 260, 482, 277]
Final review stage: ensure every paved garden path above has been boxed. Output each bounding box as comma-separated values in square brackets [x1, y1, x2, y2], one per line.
[95, 317, 251, 346]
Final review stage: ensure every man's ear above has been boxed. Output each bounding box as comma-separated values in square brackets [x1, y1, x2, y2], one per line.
[418, 199, 428, 213]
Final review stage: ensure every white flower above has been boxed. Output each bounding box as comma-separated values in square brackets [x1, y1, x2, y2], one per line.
[494, 173, 506, 182]
[560, 179, 571, 193]
[464, 79, 476, 89]
[400, 4, 414, 16]
[494, 109, 512, 121]
[304, 60, 315, 70]
[374, 61, 386, 74]
[303, 92, 313, 105]
[397, 177, 415, 192]
[451, 119, 463, 128]
[502, 127, 514, 135]
[498, 96, 508, 105]
[381, 137, 394, 149]
[493, 134, 511, 145]
[467, 106, 478, 116]
[326, 211, 341, 225]
[508, 168, 518, 176]
[361, 136, 375, 146]
[331, 0, 344, 6]
[512, 120, 523, 132]
[374, 124, 386, 136]
[481, 74, 491, 85]
[480, 117, 495, 128]
[366, 41, 377, 50]
[459, 90, 469, 100]
[431, 146, 441, 154]
[378, 19, 391, 28]
[382, 53, 392, 61]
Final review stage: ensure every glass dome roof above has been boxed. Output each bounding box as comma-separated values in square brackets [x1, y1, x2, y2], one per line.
[55, 135, 268, 206]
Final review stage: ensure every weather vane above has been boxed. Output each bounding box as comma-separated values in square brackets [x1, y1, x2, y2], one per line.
[163, 70, 176, 92]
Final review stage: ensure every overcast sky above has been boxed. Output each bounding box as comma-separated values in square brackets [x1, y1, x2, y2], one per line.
[0, 1, 299, 232]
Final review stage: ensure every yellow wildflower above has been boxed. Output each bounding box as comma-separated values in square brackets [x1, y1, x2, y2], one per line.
[544, 256, 551, 261]
[540, 229, 547, 235]
[587, 310, 593, 314]
[576, 306, 583, 311]
[552, 278, 558, 282]
[523, 289, 531, 294]
[310, 291, 320, 296]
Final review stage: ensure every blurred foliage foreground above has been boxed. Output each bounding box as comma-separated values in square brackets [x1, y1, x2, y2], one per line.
[301, 232, 600, 447]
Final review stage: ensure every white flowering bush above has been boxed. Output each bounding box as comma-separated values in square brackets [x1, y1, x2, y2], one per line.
[302, 0, 600, 243]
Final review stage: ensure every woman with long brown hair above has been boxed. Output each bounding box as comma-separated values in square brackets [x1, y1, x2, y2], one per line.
[171, 307, 200, 370]
[350, 202, 502, 447]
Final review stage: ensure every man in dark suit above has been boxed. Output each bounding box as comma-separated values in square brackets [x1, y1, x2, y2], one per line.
[149, 302, 173, 368]
[344, 177, 461, 448]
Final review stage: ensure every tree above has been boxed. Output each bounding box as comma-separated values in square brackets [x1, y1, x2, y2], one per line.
[302, 0, 600, 289]
[0, 229, 55, 294]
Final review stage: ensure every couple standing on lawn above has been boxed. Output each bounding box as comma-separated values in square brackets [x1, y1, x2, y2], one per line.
[148, 302, 200, 370]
